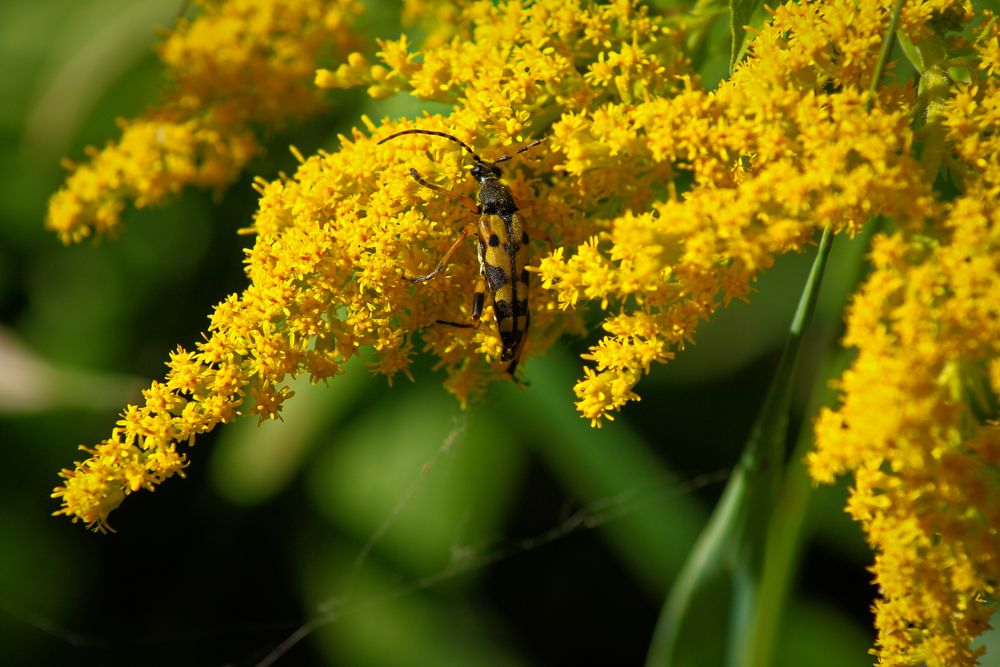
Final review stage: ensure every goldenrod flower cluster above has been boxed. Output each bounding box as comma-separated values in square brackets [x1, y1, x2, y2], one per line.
[53, 0, 690, 530]
[44, 0, 363, 243]
[539, 0, 938, 425]
[810, 16, 1000, 666]
[50, 0, 1000, 663]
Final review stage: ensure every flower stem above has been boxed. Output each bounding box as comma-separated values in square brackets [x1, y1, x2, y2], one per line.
[644, 216, 834, 667]
[645, 2, 905, 664]
[868, 0, 906, 115]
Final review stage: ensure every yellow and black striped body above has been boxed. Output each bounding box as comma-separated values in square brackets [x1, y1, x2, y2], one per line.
[377, 128, 547, 378]
[475, 174, 530, 372]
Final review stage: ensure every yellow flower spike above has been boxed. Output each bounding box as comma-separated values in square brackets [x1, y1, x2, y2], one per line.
[54, 0, 689, 527]
[812, 172, 1000, 666]
[46, 0, 365, 244]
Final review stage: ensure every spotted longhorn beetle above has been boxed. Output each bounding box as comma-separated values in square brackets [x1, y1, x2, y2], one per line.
[378, 129, 552, 378]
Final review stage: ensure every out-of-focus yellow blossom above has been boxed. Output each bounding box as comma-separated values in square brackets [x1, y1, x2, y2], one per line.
[810, 14, 1000, 667]
[400, 0, 464, 48]
[47, 118, 260, 242]
[45, 0, 364, 243]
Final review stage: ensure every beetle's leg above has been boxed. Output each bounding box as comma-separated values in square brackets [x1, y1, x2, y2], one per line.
[436, 274, 486, 329]
[505, 358, 529, 388]
[408, 168, 479, 214]
[405, 222, 478, 283]
[525, 225, 554, 253]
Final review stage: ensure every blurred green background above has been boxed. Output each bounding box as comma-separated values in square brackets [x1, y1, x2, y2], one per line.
[1, 1, 974, 665]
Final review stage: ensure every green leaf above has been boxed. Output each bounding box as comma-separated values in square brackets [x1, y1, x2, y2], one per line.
[645, 229, 835, 667]
[729, 0, 769, 71]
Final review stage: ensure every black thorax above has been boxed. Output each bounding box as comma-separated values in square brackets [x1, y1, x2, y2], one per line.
[476, 175, 518, 217]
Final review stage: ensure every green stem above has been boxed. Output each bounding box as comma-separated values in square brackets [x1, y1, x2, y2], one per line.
[644, 227, 834, 667]
[739, 3, 905, 662]
[645, 3, 904, 665]
[739, 230, 833, 667]
[867, 0, 906, 113]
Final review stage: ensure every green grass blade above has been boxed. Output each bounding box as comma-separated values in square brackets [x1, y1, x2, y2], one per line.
[645, 229, 833, 667]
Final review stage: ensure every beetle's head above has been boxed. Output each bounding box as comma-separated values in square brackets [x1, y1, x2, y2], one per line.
[471, 162, 502, 182]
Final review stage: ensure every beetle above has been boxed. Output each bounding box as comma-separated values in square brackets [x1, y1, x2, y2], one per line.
[377, 129, 551, 378]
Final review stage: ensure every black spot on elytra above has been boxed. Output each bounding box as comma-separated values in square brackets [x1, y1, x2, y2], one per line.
[489, 233, 501, 247]
[484, 264, 507, 290]
[515, 299, 529, 316]
[494, 299, 514, 320]
[521, 231, 529, 245]
[520, 268, 530, 286]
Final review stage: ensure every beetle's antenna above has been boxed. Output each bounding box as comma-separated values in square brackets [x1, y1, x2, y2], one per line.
[378, 129, 484, 164]
[493, 137, 548, 164]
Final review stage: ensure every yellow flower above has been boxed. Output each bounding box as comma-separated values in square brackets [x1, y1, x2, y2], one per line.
[45, 0, 364, 244]
[52, 0, 688, 527]
[811, 187, 1000, 666]
[810, 13, 1000, 665]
